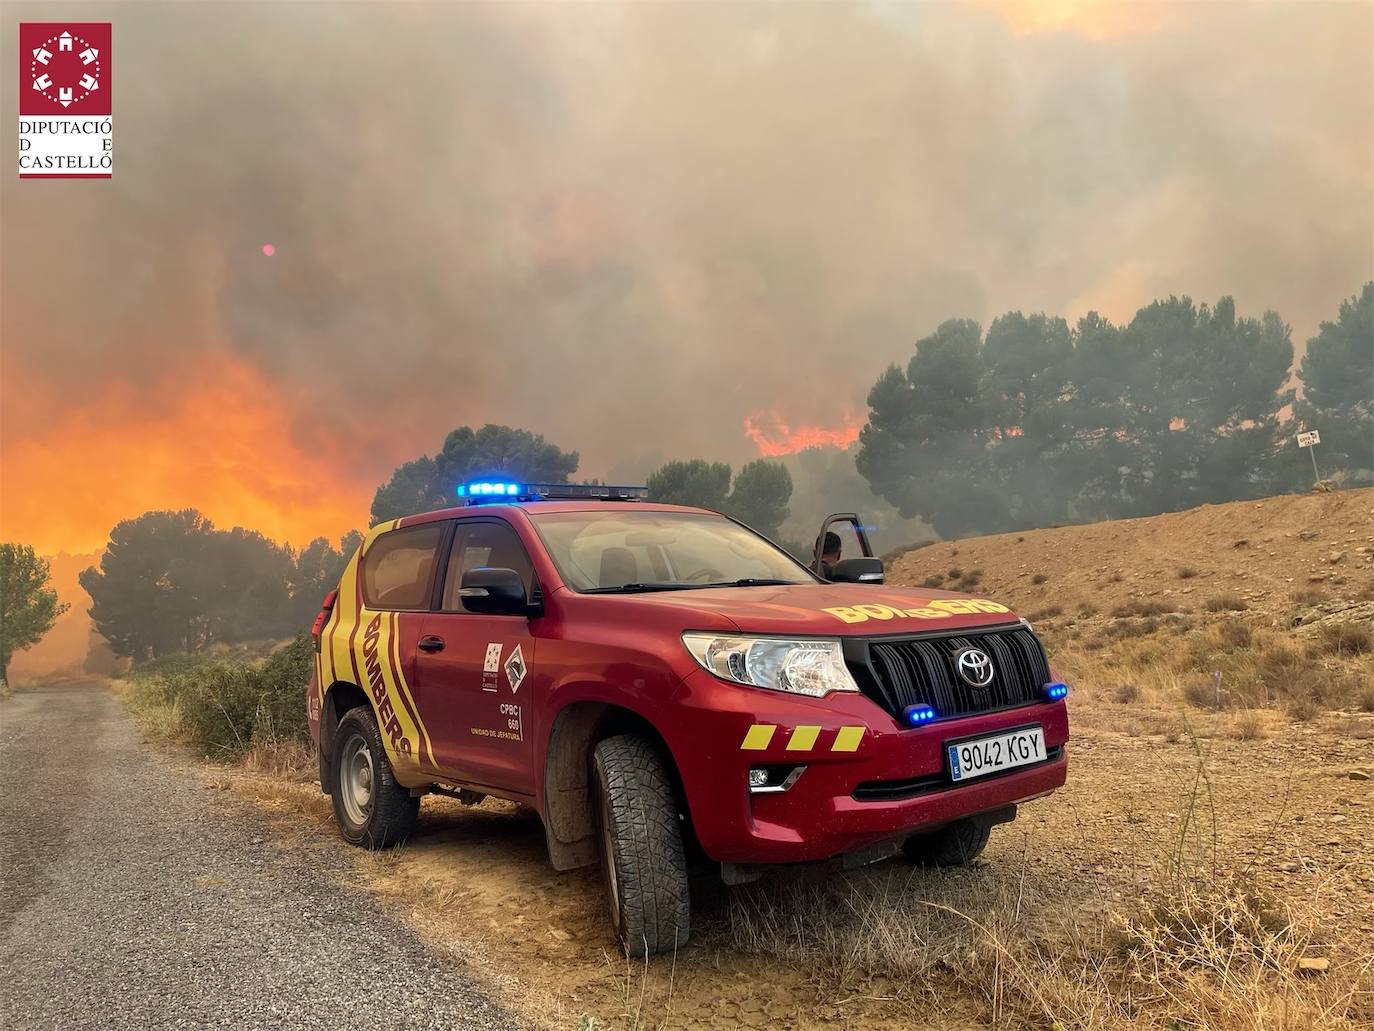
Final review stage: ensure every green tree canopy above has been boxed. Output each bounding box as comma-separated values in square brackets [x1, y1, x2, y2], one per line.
[1293, 283, 1373, 485]
[646, 459, 732, 511]
[80, 511, 327, 660]
[288, 531, 363, 627]
[371, 425, 579, 523]
[857, 295, 1297, 537]
[646, 458, 794, 537]
[723, 460, 793, 537]
[1, 543, 69, 684]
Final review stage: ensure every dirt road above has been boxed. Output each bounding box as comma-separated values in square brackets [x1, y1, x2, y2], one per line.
[0, 681, 518, 1031]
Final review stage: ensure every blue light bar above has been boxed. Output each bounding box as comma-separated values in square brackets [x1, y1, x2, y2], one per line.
[902, 703, 937, 727]
[1043, 682, 1070, 701]
[458, 481, 523, 498]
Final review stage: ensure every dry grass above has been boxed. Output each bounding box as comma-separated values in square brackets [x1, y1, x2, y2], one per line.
[1177, 566, 1200, 579]
[1291, 586, 1330, 606]
[1112, 599, 1175, 618]
[1044, 611, 1374, 716]
[1203, 593, 1249, 613]
[726, 742, 1371, 1030]
[1311, 622, 1374, 659]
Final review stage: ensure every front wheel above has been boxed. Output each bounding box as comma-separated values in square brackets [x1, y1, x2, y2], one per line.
[329, 706, 419, 849]
[593, 734, 691, 957]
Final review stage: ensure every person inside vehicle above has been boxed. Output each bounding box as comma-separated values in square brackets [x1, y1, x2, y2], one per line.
[816, 531, 842, 579]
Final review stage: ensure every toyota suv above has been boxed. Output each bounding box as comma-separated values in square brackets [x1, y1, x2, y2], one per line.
[306, 482, 1069, 956]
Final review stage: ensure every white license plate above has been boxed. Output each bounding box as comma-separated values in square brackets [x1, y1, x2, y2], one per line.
[947, 726, 1046, 782]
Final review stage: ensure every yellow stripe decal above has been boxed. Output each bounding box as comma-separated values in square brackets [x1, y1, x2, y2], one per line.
[832, 726, 864, 752]
[786, 725, 821, 751]
[740, 724, 776, 750]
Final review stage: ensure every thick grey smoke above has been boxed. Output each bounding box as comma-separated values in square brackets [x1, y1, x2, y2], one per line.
[4, 1, 1372, 497]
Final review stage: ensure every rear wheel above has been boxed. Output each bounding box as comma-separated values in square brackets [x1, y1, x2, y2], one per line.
[902, 817, 992, 866]
[592, 734, 691, 957]
[329, 706, 419, 849]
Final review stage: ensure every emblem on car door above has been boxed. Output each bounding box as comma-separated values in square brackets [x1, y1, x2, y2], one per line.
[953, 647, 995, 688]
[504, 644, 527, 693]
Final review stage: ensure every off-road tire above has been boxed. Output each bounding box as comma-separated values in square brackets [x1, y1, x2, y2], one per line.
[592, 734, 691, 957]
[902, 817, 992, 866]
[330, 705, 419, 849]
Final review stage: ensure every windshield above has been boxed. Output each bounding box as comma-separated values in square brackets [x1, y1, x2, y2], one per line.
[528, 510, 816, 592]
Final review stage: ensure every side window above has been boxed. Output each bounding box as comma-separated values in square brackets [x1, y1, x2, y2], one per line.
[442, 521, 536, 612]
[361, 523, 445, 610]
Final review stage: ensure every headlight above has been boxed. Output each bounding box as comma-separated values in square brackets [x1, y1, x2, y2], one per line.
[682, 633, 859, 697]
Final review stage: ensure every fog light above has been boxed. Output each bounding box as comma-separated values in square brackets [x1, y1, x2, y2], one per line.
[902, 704, 937, 726]
[748, 766, 805, 794]
[1043, 681, 1069, 701]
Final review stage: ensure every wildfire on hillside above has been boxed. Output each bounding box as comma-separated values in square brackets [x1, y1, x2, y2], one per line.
[744, 410, 864, 458]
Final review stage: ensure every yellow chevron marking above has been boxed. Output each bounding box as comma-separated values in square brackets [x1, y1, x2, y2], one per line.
[740, 724, 776, 750]
[832, 726, 864, 752]
[786, 725, 821, 751]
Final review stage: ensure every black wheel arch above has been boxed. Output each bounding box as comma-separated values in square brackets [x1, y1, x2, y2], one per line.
[542, 701, 691, 872]
[318, 681, 370, 793]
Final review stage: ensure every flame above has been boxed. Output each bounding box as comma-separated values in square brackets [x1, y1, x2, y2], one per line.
[0, 353, 376, 555]
[744, 410, 864, 457]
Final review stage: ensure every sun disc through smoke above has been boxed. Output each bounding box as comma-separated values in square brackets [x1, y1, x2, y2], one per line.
[261, 243, 275, 257]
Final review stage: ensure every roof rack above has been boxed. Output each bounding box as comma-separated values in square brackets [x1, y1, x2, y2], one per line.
[458, 480, 649, 505]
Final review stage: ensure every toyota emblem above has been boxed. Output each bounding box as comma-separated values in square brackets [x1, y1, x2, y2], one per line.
[954, 647, 995, 688]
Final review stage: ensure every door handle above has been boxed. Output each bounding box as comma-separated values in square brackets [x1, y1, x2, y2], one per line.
[417, 635, 445, 653]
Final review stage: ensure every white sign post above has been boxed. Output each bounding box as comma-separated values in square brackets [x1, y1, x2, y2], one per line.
[1297, 429, 1322, 482]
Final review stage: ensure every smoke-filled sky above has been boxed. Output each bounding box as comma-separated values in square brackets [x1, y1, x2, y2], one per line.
[3, 1, 1372, 555]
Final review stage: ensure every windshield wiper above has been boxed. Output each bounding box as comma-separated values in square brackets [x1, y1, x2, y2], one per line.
[583, 582, 700, 594]
[702, 578, 802, 588]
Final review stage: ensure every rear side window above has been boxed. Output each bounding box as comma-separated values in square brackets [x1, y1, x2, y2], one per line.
[361, 523, 445, 609]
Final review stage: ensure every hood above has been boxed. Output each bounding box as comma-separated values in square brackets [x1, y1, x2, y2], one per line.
[601, 583, 1022, 637]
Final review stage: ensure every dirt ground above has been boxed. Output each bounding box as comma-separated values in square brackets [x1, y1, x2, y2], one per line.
[229, 702, 1372, 1030]
[886, 487, 1374, 630]
[224, 490, 1374, 1030]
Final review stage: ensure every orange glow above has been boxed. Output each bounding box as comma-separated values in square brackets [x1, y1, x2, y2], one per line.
[744, 410, 864, 457]
[0, 354, 375, 555]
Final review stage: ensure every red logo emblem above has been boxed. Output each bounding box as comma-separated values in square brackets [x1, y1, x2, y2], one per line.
[20, 24, 111, 115]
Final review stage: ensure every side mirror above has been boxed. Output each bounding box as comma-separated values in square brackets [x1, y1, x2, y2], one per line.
[828, 557, 885, 585]
[459, 567, 530, 615]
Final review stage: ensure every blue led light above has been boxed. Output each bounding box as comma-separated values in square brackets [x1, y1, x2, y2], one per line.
[459, 481, 523, 498]
[902, 704, 937, 726]
[1043, 682, 1070, 701]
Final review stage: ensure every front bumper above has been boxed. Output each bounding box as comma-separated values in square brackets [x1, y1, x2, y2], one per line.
[667, 667, 1069, 864]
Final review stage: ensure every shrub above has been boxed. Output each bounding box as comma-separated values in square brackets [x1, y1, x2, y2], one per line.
[1216, 620, 1253, 651]
[1031, 573, 1048, 585]
[1311, 622, 1374, 658]
[1176, 566, 1199, 579]
[1285, 695, 1320, 722]
[1076, 602, 1098, 617]
[955, 569, 983, 589]
[1029, 605, 1063, 621]
[1114, 682, 1141, 704]
[1230, 710, 1267, 741]
[947, 567, 963, 579]
[1202, 593, 1248, 613]
[125, 635, 312, 759]
[922, 574, 945, 588]
[1289, 586, 1328, 606]
[1112, 599, 1173, 618]
[1182, 677, 1225, 710]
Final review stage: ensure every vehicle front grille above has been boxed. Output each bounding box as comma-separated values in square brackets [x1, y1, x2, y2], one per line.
[848, 624, 1051, 722]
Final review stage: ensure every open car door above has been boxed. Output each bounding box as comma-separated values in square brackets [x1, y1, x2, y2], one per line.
[811, 513, 885, 584]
